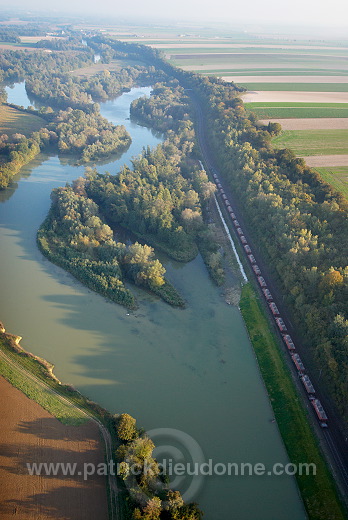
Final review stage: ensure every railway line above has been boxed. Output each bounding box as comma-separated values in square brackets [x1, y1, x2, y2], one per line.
[191, 93, 348, 500]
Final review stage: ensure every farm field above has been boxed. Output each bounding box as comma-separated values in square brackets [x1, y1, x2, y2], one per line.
[239, 83, 348, 92]
[272, 129, 348, 156]
[259, 118, 348, 130]
[92, 25, 348, 210]
[302, 155, 348, 167]
[244, 103, 348, 119]
[0, 375, 108, 520]
[313, 166, 348, 198]
[222, 75, 348, 83]
[242, 91, 348, 103]
[0, 105, 45, 137]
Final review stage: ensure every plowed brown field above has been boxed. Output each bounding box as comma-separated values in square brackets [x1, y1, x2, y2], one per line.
[0, 376, 108, 520]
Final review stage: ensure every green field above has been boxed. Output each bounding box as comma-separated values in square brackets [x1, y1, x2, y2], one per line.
[245, 102, 348, 119]
[272, 129, 348, 155]
[240, 284, 346, 520]
[240, 83, 348, 92]
[315, 167, 348, 198]
[0, 104, 45, 137]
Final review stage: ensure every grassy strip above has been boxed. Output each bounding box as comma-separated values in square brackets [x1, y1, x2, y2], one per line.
[314, 167, 348, 199]
[0, 332, 112, 426]
[240, 83, 348, 92]
[272, 129, 348, 156]
[240, 284, 346, 520]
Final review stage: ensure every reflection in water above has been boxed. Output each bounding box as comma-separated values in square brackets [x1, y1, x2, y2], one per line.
[0, 84, 306, 520]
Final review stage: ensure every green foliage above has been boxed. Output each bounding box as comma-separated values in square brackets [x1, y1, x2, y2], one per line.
[52, 107, 131, 162]
[0, 132, 43, 188]
[116, 413, 138, 441]
[192, 70, 348, 425]
[38, 185, 183, 308]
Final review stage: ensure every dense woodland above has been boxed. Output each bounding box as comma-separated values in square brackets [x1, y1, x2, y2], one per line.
[51, 107, 131, 162]
[87, 80, 223, 281]
[38, 183, 184, 308]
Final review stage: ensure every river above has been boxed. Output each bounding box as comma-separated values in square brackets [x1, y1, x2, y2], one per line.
[1, 82, 306, 520]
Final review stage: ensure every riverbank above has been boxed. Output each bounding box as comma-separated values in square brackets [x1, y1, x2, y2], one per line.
[240, 284, 347, 520]
[0, 323, 112, 425]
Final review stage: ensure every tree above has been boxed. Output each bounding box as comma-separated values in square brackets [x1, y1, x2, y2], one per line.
[133, 497, 162, 520]
[116, 413, 137, 441]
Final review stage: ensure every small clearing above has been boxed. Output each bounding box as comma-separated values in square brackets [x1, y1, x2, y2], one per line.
[0, 105, 45, 137]
[71, 58, 144, 77]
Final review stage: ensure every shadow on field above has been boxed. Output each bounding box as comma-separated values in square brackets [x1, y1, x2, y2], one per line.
[16, 417, 98, 441]
[3, 485, 108, 520]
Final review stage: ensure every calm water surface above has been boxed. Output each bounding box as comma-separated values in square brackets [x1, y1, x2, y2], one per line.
[0, 83, 306, 520]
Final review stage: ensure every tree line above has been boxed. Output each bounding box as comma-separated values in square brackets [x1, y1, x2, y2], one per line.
[186, 70, 348, 427]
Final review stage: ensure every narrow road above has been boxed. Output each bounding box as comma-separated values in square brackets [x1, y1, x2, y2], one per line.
[0, 341, 119, 520]
[190, 92, 348, 503]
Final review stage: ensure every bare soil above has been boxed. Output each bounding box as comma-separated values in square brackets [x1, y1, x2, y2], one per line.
[0, 376, 108, 520]
[260, 118, 348, 130]
[221, 75, 348, 83]
[302, 155, 348, 166]
[242, 91, 348, 103]
[150, 43, 348, 51]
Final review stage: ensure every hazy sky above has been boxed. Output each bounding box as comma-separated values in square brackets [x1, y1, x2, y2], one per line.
[4, 0, 348, 29]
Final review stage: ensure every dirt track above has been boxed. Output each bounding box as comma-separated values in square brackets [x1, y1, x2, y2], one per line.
[302, 155, 348, 166]
[242, 91, 348, 103]
[0, 376, 108, 520]
[259, 118, 348, 130]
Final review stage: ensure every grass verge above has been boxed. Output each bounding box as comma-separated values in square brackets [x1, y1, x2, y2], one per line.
[314, 166, 348, 199]
[240, 283, 346, 520]
[272, 129, 348, 156]
[0, 331, 112, 426]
